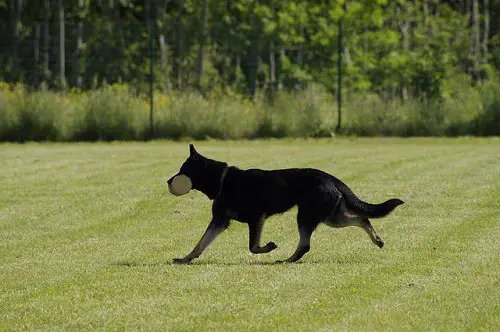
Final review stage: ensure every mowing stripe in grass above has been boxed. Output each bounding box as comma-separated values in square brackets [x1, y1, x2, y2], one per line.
[0, 139, 498, 330]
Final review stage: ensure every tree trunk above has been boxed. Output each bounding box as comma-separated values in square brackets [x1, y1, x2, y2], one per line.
[234, 54, 241, 86]
[471, 0, 480, 83]
[115, 0, 125, 53]
[146, 0, 156, 137]
[269, 41, 276, 93]
[197, 0, 208, 89]
[9, 0, 21, 80]
[176, 0, 184, 91]
[298, 25, 304, 67]
[246, 39, 259, 97]
[34, 22, 40, 66]
[158, 0, 168, 71]
[481, 0, 489, 78]
[277, 48, 285, 90]
[336, 1, 347, 133]
[423, 0, 429, 27]
[268, 0, 276, 95]
[158, 35, 168, 68]
[58, 0, 66, 87]
[43, 0, 50, 81]
[396, 5, 410, 100]
[74, 0, 84, 88]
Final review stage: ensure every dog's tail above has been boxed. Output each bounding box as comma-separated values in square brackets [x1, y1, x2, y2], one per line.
[345, 197, 404, 218]
[334, 179, 404, 218]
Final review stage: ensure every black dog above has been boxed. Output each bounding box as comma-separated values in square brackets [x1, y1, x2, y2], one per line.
[168, 145, 404, 264]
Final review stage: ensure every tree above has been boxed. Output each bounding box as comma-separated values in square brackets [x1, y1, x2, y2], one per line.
[197, 0, 208, 89]
[481, 0, 489, 79]
[8, 0, 21, 81]
[471, 0, 480, 83]
[58, 0, 66, 88]
[175, 0, 184, 90]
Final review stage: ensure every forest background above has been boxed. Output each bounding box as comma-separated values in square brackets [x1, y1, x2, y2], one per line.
[1, 0, 499, 141]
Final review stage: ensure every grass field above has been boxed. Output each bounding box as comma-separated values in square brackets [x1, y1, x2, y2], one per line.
[1, 138, 499, 330]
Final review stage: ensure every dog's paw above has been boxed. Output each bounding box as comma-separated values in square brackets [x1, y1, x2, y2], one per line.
[375, 237, 384, 248]
[172, 258, 191, 265]
[275, 259, 289, 264]
[266, 242, 278, 251]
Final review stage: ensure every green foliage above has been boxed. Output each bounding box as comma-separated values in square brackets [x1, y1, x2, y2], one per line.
[1, 0, 500, 140]
[472, 79, 500, 135]
[73, 85, 148, 141]
[1, 79, 500, 141]
[256, 85, 335, 138]
[0, 85, 72, 141]
[154, 92, 260, 140]
[1, 0, 499, 100]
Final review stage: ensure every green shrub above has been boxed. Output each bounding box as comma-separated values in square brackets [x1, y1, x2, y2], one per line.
[257, 85, 335, 138]
[0, 85, 73, 142]
[0, 85, 19, 141]
[155, 92, 260, 140]
[0, 79, 499, 141]
[73, 84, 148, 141]
[473, 79, 500, 135]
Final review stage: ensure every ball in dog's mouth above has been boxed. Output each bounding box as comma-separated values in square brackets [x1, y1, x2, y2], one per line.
[168, 174, 192, 196]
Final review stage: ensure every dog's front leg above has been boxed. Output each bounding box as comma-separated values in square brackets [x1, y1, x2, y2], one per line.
[172, 218, 229, 264]
[248, 215, 277, 254]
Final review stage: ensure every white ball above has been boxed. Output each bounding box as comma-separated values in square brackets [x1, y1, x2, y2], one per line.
[169, 175, 193, 196]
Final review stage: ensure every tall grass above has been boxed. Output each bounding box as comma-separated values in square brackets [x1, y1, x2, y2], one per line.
[0, 80, 498, 142]
[0, 84, 78, 141]
[471, 79, 500, 135]
[73, 85, 148, 141]
[154, 92, 260, 140]
[256, 85, 335, 138]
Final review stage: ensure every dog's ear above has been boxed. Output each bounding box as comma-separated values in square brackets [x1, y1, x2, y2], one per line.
[189, 144, 197, 156]
[189, 144, 200, 160]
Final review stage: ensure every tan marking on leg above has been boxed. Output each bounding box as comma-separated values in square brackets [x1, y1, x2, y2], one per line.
[360, 218, 384, 248]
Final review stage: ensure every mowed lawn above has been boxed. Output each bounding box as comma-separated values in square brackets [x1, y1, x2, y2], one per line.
[0, 138, 499, 330]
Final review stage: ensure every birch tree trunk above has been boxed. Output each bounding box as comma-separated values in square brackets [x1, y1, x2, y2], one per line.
[471, 0, 480, 83]
[158, 0, 168, 71]
[176, 0, 184, 91]
[396, 5, 410, 100]
[74, 0, 84, 88]
[197, 0, 208, 89]
[481, 0, 489, 79]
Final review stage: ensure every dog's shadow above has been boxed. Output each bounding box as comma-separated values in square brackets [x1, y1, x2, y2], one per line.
[113, 260, 322, 268]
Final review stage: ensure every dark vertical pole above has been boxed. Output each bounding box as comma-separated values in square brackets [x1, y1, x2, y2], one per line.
[149, 2, 155, 138]
[336, 4, 345, 133]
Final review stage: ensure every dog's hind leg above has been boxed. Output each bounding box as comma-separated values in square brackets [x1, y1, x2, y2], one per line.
[248, 215, 277, 254]
[277, 223, 315, 263]
[325, 203, 384, 249]
[277, 191, 340, 263]
[360, 218, 384, 248]
[277, 201, 328, 263]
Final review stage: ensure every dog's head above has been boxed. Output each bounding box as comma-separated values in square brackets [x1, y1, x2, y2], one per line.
[168, 144, 227, 199]
[167, 144, 206, 190]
